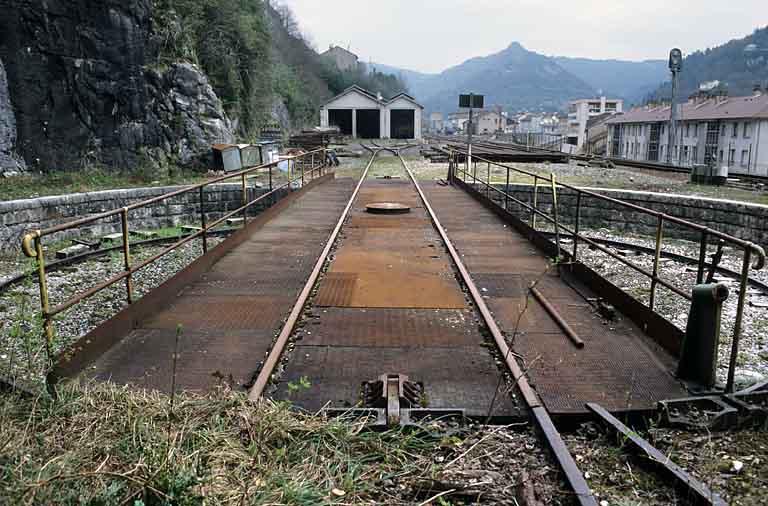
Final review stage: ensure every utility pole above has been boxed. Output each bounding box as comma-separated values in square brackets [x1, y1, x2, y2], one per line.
[668, 48, 683, 164]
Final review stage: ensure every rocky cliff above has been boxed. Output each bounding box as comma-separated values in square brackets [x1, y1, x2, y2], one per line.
[0, 0, 234, 174]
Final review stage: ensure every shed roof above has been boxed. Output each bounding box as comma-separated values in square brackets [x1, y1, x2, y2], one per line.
[607, 93, 768, 124]
[387, 92, 424, 109]
[321, 86, 424, 109]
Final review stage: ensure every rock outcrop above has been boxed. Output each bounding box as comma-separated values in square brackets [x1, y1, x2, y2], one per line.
[0, 0, 234, 174]
[0, 58, 26, 176]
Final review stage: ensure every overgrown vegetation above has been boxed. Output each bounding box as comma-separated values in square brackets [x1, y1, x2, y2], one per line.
[0, 168, 208, 201]
[150, 0, 408, 138]
[153, 0, 272, 136]
[0, 383, 565, 505]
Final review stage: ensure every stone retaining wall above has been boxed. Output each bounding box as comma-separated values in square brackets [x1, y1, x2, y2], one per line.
[0, 183, 284, 253]
[478, 183, 768, 248]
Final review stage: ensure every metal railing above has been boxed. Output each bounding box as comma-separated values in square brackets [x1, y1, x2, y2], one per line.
[448, 150, 766, 392]
[22, 149, 328, 363]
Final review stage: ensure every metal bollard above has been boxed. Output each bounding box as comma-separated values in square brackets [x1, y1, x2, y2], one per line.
[677, 283, 729, 389]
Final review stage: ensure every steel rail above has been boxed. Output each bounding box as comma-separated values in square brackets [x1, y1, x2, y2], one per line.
[0, 230, 237, 296]
[248, 150, 379, 399]
[451, 150, 766, 269]
[20, 148, 326, 243]
[454, 161, 694, 300]
[42, 174, 313, 319]
[536, 231, 768, 295]
[448, 153, 762, 392]
[396, 151, 598, 506]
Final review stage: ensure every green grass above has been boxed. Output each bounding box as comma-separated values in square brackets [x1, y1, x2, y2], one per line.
[0, 169, 209, 202]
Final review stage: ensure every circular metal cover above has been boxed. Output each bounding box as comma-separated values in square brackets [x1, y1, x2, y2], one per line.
[366, 202, 411, 214]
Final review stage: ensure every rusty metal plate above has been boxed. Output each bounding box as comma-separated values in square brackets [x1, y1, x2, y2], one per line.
[463, 254, 549, 274]
[143, 295, 293, 331]
[487, 296, 606, 336]
[329, 249, 448, 275]
[517, 331, 684, 413]
[314, 272, 465, 309]
[346, 215, 430, 229]
[471, 273, 529, 298]
[421, 181, 686, 414]
[313, 272, 357, 306]
[273, 345, 521, 418]
[299, 308, 482, 347]
[89, 328, 273, 392]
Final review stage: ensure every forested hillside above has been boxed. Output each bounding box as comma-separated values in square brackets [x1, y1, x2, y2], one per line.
[650, 26, 768, 101]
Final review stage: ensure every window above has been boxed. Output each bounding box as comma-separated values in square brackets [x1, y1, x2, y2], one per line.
[694, 123, 699, 137]
[685, 124, 690, 137]
[661, 124, 666, 136]
[683, 146, 689, 161]
[744, 122, 752, 138]
[741, 150, 749, 167]
[721, 124, 726, 136]
[732, 122, 739, 138]
[719, 149, 724, 162]
[692, 146, 698, 162]
[729, 149, 735, 165]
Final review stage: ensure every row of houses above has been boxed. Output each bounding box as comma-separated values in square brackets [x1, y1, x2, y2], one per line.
[605, 89, 768, 176]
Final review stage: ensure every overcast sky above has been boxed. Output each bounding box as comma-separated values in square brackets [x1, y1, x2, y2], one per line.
[280, 0, 767, 74]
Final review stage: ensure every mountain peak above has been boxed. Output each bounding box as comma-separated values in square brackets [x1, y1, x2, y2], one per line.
[506, 41, 527, 52]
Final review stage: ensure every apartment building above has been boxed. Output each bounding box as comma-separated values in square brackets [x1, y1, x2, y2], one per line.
[567, 97, 624, 151]
[605, 90, 768, 176]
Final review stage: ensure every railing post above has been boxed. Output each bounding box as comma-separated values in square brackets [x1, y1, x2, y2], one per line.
[473, 159, 477, 186]
[649, 215, 665, 310]
[573, 192, 582, 262]
[504, 167, 510, 211]
[696, 232, 709, 284]
[550, 174, 561, 260]
[726, 249, 752, 392]
[531, 175, 539, 229]
[120, 208, 133, 305]
[269, 164, 274, 205]
[241, 173, 248, 225]
[33, 235, 55, 362]
[311, 152, 315, 176]
[486, 162, 491, 199]
[301, 156, 305, 186]
[199, 186, 208, 254]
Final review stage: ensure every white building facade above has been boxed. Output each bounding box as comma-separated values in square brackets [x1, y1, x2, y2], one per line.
[319, 86, 423, 140]
[567, 97, 624, 151]
[605, 92, 768, 176]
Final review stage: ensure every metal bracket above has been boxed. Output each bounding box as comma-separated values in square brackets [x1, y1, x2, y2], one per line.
[324, 374, 465, 428]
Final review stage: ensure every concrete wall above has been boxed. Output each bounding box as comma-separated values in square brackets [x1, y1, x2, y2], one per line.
[478, 182, 768, 248]
[0, 183, 282, 253]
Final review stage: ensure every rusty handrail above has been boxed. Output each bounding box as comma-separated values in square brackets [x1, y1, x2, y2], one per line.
[22, 148, 328, 367]
[448, 149, 764, 392]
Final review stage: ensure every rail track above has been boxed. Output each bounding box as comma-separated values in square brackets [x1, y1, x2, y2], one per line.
[246, 145, 597, 505]
[4, 144, 740, 503]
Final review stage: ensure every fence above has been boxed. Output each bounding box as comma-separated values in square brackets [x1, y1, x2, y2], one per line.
[449, 150, 766, 392]
[21, 149, 327, 364]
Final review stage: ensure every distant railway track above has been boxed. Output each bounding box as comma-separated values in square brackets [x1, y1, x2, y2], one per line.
[427, 134, 768, 188]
